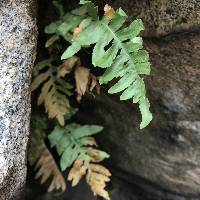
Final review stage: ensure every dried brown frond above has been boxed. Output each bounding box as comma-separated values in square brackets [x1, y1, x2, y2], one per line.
[34, 142, 66, 192]
[57, 56, 80, 78]
[67, 143, 111, 200]
[75, 66, 100, 102]
[86, 163, 111, 200]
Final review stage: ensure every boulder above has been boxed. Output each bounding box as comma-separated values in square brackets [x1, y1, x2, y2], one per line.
[0, 0, 37, 199]
[112, 0, 200, 37]
[76, 31, 200, 198]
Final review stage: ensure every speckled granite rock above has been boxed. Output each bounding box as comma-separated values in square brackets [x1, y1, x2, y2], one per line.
[112, 0, 200, 37]
[0, 0, 37, 199]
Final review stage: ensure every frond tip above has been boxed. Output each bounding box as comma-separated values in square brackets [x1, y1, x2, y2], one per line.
[61, 4, 153, 129]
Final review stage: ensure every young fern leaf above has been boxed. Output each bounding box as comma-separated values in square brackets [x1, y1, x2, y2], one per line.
[48, 123, 107, 171]
[31, 58, 73, 126]
[61, 3, 152, 129]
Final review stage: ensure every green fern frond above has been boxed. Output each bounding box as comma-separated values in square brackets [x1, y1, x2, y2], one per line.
[61, 3, 152, 129]
[48, 123, 108, 171]
[45, 0, 98, 46]
[31, 59, 73, 126]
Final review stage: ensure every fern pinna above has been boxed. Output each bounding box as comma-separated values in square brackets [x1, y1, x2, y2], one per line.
[61, 1, 152, 128]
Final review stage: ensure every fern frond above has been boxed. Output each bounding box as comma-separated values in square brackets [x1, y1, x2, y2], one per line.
[48, 123, 106, 171]
[48, 123, 111, 199]
[28, 116, 66, 192]
[61, 3, 152, 129]
[44, 0, 97, 46]
[31, 58, 73, 126]
[68, 148, 111, 200]
[34, 142, 66, 192]
[57, 56, 100, 102]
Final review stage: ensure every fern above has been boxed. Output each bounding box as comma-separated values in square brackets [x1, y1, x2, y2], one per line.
[45, 0, 98, 46]
[48, 123, 111, 199]
[28, 115, 66, 192]
[68, 159, 111, 200]
[31, 58, 73, 126]
[48, 123, 108, 171]
[30, 1, 153, 199]
[34, 142, 66, 192]
[61, 2, 152, 128]
[86, 163, 111, 200]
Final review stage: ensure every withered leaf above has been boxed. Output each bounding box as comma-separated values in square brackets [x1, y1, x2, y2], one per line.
[57, 56, 80, 77]
[75, 66, 90, 102]
[67, 159, 87, 186]
[89, 74, 100, 94]
[86, 164, 111, 200]
[34, 142, 66, 192]
[75, 67, 100, 102]
[104, 4, 116, 20]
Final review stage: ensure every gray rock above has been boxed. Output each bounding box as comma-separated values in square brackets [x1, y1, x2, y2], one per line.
[76, 31, 200, 198]
[112, 0, 200, 37]
[0, 0, 37, 199]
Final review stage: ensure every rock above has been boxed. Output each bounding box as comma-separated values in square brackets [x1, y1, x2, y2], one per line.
[112, 0, 200, 37]
[0, 0, 37, 199]
[38, 0, 200, 38]
[76, 31, 200, 198]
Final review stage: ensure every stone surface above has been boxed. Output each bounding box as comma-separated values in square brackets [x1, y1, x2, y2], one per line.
[0, 0, 37, 199]
[112, 0, 200, 37]
[76, 30, 200, 198]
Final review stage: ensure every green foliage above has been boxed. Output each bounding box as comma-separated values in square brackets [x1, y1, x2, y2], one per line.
[60, 2, 152, 129]
[44, 0, 97, 45]
[29, 0, 153, 199]
[48, 123, 107, 171]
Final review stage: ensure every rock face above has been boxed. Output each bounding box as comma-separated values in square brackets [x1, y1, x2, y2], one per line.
[77, 30, 200, 198]
[0, 0, 37, 199]
[112, 0, 200, 37]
